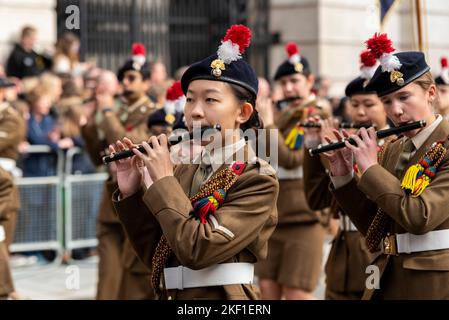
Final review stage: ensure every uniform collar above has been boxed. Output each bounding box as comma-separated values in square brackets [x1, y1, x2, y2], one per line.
[410, 114, 442, 150]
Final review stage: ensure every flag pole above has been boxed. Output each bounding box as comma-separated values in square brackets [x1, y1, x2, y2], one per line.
[415, 0, 423, 51]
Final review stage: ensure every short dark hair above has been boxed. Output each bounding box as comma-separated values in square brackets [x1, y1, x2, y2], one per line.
[228, 83, 262, 131]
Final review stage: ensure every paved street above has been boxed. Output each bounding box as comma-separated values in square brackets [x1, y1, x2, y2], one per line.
[11, 238, 331, 300]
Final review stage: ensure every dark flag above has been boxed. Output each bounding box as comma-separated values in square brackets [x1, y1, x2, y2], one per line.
[380, 0, 396, 25]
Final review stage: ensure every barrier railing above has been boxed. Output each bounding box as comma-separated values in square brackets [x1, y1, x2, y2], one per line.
[10, 146, 106, 261]
[11, 146, 64, 260]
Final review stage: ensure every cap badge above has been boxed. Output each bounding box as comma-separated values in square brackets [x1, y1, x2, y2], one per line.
[294, 62, 304, 73]
[390, 70, 404, 86]
[210, 59, 226, 77]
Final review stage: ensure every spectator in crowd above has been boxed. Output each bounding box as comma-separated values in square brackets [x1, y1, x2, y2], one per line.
[6, 26, 51, 79]
[22, 85, 60, 177]
[149, 60, 167, 87]
[52, 32, 87, 78]
[258, 77, 271, 99]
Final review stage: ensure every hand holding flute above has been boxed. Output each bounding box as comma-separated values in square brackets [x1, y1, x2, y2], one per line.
[316, 120, 426, 176]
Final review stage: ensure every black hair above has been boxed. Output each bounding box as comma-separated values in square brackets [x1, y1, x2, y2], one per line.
[228, 83, 262, 131]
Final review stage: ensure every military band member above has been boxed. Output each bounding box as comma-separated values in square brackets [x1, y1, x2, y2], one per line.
[81, 43, 156, 300]
[147, 80, 186, 136]
[0, 76, 26, 300]
[302, 49, 390, 299]
[0, 166, 13, 300]
[326, 33, 449, 299]
[256, 42, 329, 300]
[435, 57, 449, 121]
[110, 25, 279, 300]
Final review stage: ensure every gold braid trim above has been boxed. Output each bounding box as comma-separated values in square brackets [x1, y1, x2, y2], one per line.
[150, 165, 241, 296]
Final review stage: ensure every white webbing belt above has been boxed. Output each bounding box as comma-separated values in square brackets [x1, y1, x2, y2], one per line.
[396, 229, 449, 254]
[340, 215, 358, 232]
[277, 166, 303, 180]
[0, 225, 5, 242]
[164, 263, 254, 290]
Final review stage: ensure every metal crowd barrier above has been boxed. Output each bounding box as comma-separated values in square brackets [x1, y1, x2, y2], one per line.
[64, 147, 107, 252]
[11, 145, 64, 259]
[10, 145, 107, 260]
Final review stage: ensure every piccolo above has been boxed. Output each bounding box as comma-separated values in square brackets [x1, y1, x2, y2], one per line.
[275, 96, 301, 110]
[102, 125, 221, 164]
[308, 120, 426, 156]
[298, 122, 374, 129]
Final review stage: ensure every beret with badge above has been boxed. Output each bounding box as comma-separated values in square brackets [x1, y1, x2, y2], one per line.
[181, 24, 258, 97]
[345, 49, 379, 97]
[274, 42, 311, 81]
[117, 43, 150, 82]
[148, 80, 186, 129]
[364, 33, 430, 97]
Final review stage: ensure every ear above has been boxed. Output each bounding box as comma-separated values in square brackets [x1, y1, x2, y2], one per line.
[237, 102, 254, 125]
[427, 84, 437, 104]
[306, 74, 316, 91]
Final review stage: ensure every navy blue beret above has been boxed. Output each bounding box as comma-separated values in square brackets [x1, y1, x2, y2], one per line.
[274, 56, 311, 81]
[435, 75, 449, 86]
[345, 76, 377, 97]
[365, 51, 430, 97]
[147, 108, 184, 129]
[181, 54, 258, 97]
[117, 60, 150, 82]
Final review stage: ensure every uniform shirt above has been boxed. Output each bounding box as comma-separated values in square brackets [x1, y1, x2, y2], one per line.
[196, 138, 246, 181]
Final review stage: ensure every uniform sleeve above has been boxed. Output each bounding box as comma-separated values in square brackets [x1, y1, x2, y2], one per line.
[0, 111, 26, 153]
[358, 157, 449, 235]
[112, 187, 163, 269]
[265, 124, 303, 169]
[0, 168, 13, 220]
[99, 112, 150, 145]
[303, 149, 333, 210]
[142, 172, 279, 270]
[80, 122, 105, 166]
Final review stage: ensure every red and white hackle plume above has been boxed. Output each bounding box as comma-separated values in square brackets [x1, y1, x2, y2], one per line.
[217, 25, 251, 64]
[441, 56, 449, 84]
[132, 43, 146, 66]
[359, 49, 378, 80]
[165, 80, 185, 115]
[286, 42, 301, 65]
[365, 33, 401, 72]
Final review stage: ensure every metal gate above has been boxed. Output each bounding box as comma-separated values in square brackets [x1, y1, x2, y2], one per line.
[56, 0, 271, 77]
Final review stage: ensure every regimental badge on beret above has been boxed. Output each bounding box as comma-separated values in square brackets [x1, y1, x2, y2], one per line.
[390, 70, 404, 86]
[294, 62, 304, 73]
[133, 62, 142, 71]
[165, 113, 176, 124]
[210, 59, 226, 77]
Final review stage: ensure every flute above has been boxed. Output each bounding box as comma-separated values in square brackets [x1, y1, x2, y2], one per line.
[275, 96, 302, 110]
[308, 120, 426, 156]
[102, 125, 221, 164]
[298, 122, 374, 129]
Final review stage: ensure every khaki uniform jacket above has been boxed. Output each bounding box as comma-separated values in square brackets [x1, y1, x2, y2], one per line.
[0, 102, 26, 216]
[266, 99, 327, 224]
[81, 96, 156, 224]
[332, 119, 449, 299]
[113, 157, 279, 300]
[303, 149, 376, 296]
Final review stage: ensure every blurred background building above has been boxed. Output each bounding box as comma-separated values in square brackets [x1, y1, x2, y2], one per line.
[1, 0, 449, 96]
